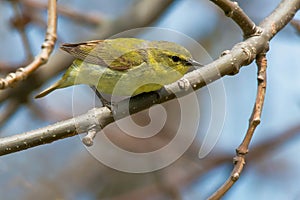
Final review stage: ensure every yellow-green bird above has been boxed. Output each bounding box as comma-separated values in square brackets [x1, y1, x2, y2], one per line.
[35, 38, 202, 99]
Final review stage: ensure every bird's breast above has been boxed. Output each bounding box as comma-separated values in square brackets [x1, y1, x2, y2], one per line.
[73, 61, 187, 96]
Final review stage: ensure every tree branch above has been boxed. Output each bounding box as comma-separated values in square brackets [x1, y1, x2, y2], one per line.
[0, 0, 57, 89]
[0, 0, 298, 157]
[207, 0, 300, 198]
[208, 53, 268, 200]
[210, 0, 261, 37]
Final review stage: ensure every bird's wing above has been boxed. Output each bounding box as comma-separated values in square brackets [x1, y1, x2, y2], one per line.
[60, 38, 149, 70]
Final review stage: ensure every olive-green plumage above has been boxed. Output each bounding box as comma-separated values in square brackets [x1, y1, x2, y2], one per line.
[35, 38, 202, 98]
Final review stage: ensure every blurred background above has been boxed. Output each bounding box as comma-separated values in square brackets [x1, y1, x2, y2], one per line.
[0, 0, 300, 199]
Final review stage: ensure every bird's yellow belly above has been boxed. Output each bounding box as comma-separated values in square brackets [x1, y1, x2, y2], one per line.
[69, 60, 188, 96]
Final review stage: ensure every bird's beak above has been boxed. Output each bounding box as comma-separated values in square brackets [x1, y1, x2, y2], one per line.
[188, 58, 203, 67]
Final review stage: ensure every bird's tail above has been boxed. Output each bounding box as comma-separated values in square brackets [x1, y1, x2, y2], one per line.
[35, 81, 61, 98]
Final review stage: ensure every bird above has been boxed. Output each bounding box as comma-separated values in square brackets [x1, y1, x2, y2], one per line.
[35, 38, 202, 101]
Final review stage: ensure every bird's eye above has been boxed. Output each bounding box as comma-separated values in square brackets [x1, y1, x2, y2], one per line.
[171, 56, 180, 62]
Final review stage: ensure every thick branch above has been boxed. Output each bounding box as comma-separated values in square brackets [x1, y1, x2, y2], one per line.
[260, 0, 300, 39]
[210, 0, 260, 37]
[0, 0, 299, 156]
[0, 107, 113, 155]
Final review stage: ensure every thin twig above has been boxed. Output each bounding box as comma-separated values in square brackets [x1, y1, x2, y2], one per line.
[0, 0, 57, 89]
[210, 0, 261, 38]
[208, 53, 267, 200]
